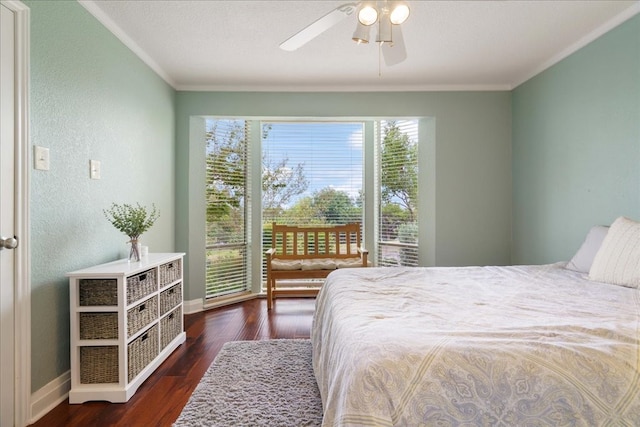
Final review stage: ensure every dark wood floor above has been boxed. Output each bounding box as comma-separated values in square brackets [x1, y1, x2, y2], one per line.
[29, 297, 316, 427]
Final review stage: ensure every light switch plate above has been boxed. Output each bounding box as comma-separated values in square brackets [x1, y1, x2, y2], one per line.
[90, 160, 101, 180]
[34, 146, 50, 171]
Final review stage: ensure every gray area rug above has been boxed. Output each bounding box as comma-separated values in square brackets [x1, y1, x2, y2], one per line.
[174, 339, 323, 426]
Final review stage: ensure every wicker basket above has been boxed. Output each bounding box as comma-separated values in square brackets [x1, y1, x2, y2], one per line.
[79, 279, 117, 306]
[160, 306, 182, 350]
[127, 324, 158, 382]
[159, 283, 182, 316]
[127, 296, 158, 338]
[79, 312, 118, 340]
[80, 346, 119, 384]
[159, 259, 182, 286]
[126, 269, 157, 305]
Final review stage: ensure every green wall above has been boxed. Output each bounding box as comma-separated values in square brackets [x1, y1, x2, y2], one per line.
[512, 15, 640, 264]
[175, 91, 513, 301]
[28, 1, 176, 392]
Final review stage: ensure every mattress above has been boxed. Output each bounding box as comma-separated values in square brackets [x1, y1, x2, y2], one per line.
[311, 263, 640, 426]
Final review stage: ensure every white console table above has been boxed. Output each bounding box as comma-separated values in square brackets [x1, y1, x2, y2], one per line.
[67, 253, 186, 403]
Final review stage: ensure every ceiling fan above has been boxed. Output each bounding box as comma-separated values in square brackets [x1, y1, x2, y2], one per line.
[279, 1, 410, 66]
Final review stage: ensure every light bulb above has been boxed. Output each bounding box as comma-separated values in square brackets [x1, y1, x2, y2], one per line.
[389, 3, 410, 25]
[358, 5, 378, 26]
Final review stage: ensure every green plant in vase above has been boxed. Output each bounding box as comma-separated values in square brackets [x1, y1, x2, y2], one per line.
[103, 203, 159, 261]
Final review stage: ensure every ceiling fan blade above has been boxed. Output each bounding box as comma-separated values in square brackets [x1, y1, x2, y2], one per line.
[382, 25, 407, 66]
[280, 2, 358, 51]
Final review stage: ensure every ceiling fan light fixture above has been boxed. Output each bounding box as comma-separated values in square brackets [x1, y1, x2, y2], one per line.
[358, 4, 379, 26]
[389, 2, 410, 25]
[352, 22, 371, 44]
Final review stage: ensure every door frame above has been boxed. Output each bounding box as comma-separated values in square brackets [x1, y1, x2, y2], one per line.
[2, 1, 31, 426]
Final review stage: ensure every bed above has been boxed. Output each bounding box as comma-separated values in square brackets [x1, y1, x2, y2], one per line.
[312, 218, 640, 426]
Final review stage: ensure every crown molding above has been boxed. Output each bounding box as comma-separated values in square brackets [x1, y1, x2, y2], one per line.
[79, 0, 639, 93]
[174, 83, 513, 93]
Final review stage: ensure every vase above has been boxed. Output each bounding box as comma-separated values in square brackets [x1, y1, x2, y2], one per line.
[128, 238, 142, 262]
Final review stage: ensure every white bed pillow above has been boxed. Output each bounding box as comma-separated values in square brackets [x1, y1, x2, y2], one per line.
[565, 225, 609, 272]
[589, 216, 640, 288]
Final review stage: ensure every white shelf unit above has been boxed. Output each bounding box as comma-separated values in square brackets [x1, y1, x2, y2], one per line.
[67, 253, 186, 404]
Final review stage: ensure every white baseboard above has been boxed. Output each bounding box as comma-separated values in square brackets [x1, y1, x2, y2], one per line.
[184, 294, 258, 313]
[183, 298, 203, 314]
[29, 370, 70, 425]
[203, 293, 256, 310]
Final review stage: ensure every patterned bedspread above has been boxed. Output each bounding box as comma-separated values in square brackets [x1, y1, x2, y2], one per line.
[311, 264, 640, 426]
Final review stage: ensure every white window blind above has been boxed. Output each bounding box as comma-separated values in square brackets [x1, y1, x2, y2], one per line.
[261, 121, 364, 284]
[376, 120, 419, 267]
[205, 119, 252, 299]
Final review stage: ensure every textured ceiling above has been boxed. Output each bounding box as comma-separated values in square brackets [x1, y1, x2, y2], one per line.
[80, 0, 640, 91]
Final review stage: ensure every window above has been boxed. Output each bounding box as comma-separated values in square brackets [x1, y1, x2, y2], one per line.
[203, 117, 423, 298]
[205, 119, 252, 299]
[376, 120, 419, 266]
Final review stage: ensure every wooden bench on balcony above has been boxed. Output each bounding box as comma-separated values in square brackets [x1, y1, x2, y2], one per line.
[265, 222, 369, 310]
